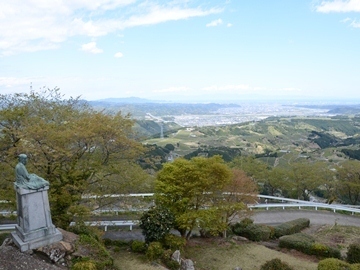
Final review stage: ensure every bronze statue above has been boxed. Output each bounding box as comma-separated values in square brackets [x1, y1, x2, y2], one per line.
[15, 154, 49, 190]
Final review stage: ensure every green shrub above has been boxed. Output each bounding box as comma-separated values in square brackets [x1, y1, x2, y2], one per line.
[69, 220, 103, 242]
[280, 233, 340, 259]
[240, 224, 272, 241]
[78, 234, 113, 269]
[140, 206, 175, 243]
[146, 242, 164, 261]
[162, 234, 187, 252]
[232, 218, 275, 241]
[103, 238, 128, 248]
[348, 243, 360, 264]
[71, 260, 97, 270]
[279, 233, 314, 252]
[131, 240, 147, 253]
[260, 258, 294, 270]
[317, 258, 351, 270]
[310, 243, 341, 259]
[274, 218, 310, 238]
[232, 218, 254, 235]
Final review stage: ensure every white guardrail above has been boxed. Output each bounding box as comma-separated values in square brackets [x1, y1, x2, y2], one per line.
[2, 194, 360, 231]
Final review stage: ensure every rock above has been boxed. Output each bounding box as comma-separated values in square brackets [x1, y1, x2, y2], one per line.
[234, 267, 242, 270]
[231, 236, 248, 242]
[1, 237, 13, 248]
[171, 250, 181, 264]
[37, 241, 66, 263]
[181, 258, 195, 270]
[36, 228, 79, 264]
[60, 240, 75, 253]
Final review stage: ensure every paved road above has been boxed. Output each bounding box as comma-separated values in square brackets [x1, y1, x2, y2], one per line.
[103, 209, 360, 241]
[252, 209, 360, 227]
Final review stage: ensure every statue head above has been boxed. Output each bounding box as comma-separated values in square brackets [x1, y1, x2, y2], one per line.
[18, 154, 28, 165]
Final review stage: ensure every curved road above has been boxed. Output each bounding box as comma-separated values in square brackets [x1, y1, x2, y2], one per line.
[103, 209, 360, 241]
[252, 209, 360, 227]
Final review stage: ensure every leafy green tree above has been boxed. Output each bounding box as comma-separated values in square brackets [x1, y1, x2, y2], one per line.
[164, 144, 175, 151]
[230, 156, 269, 181]
[288, 161, 326, 200]
[0, 89, 148, 227]
[336, 160, 360, 205]
[263, 167, 291, 197]
[220, 169, 258, 226]
[155, 156, 232, 239]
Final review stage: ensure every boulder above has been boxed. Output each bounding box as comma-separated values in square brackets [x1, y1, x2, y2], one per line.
[181, 259, 195, 270]
[171, 250, 181, 264]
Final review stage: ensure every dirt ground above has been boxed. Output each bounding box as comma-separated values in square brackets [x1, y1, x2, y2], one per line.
[0, 244, 65, 270]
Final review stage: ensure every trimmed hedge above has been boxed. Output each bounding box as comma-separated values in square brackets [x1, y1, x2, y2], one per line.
[260, 258, 294, 270]
[279, 233, 314, 251]
[347, 243, 360, 264]
[232, 218, 273, 241]
[274, 218, 310, 238]
[279, 233, 341, 259]
[232, 218, 254, 236]
[240, 224, 273, 242]
[318, 258, 360, 270]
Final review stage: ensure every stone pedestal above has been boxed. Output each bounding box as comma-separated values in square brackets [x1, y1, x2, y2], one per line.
[11, 186, 63, 252]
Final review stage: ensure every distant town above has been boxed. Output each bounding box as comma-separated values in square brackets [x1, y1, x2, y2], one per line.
[145, 103, 332, 127]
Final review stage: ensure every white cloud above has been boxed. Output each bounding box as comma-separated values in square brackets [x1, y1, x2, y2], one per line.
[81, 42, 103, 53]
[0, 1, 222, 56]
[316, 0, 360, 13]
[123, 6, 221, 28]
[227, 23, 233, 27]
[114, 52, 123, 57]
[206, 18, 223, 27]
[339, 17, 360, 27]
[341, 17, 352, 22]
[350, 19, 360, 27]
[0, 77, 34, 88]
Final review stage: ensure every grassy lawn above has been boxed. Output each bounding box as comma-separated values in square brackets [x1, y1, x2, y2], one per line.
[183, 238, 318, 270]
[110, 225, 360, 270]
[113, 250, 162, 270]
[111, 237, 318, 270]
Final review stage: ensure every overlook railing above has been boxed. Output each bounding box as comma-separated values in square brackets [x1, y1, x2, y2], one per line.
[2, 193, 360, 231]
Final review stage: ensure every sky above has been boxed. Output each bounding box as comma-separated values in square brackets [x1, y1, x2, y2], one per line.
[1, 0, 360, 102]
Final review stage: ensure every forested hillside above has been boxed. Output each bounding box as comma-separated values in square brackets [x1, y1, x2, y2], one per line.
[143, 115, 360, 169]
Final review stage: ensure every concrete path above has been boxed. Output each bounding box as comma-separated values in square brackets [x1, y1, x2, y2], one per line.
[252, 209, 360, 227]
